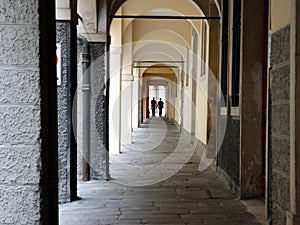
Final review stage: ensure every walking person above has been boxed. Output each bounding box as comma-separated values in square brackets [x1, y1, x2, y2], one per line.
[151, 97, 157, 117]
[158, 98, 164, 117]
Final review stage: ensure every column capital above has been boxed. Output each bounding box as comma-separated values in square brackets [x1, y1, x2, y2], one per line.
[133, 75, 140, 81]
[77, 32, 107, 43]
[122, 74, 134, 81]
[56, 8, 78, 23]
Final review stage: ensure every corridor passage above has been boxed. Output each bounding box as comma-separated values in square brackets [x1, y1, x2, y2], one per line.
[60, 118, 261, 225]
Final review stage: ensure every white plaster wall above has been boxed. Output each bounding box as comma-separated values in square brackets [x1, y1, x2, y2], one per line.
[183, 84, 193, 133]
[109, 51, 122, 154]
[195, 77, 208, 144]
[132, 71, 140, 129]
[77, 0, 97, 34]
[121, 78, 133, 145]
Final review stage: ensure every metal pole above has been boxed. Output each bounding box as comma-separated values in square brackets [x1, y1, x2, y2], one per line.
[105, 37, 111, 181]
[77, 34, 91, 181]
[110, 15, 220, 20]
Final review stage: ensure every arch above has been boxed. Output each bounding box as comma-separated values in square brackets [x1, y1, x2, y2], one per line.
[141, 64, 178, 122]
[108, 0, 215, 28]
[142, 64, 176, 81]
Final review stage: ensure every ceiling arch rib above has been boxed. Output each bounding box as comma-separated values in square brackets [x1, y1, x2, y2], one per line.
[109, 0, 212, 29]
[109, 0, 212, 23]
[143, 64, 176, 80]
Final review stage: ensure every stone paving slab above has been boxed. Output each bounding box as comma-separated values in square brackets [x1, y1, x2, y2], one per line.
[60, 118, 262, 225]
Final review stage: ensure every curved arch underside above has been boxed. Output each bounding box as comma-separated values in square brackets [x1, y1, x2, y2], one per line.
[108, 0, 221, 26]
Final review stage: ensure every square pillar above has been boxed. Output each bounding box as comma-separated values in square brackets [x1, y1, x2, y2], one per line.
[239, 0, 267, 198]
[121, 74, 133, 145]
[90, 42, 107, 179]
[56, 16, 78, 202]
[109, 49, 122, 154]
[132, 73, 140, 129]
[288, 0, 300, 223]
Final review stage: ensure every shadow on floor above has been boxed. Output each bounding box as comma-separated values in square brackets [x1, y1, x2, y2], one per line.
[60, 118, 262, 225]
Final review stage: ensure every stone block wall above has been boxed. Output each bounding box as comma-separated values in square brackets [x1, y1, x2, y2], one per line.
[0, 0, 58, 224]
[268, 25, 290, 225]
[0, 1, 41, 224]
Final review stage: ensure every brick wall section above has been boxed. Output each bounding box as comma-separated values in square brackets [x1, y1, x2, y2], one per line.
[0, 0, 42, 224]
[268, 25, 290, 225]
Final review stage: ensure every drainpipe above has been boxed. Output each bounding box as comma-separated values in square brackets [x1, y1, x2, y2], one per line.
[77, 34, 90, 181]
[105, 35, 111, 181]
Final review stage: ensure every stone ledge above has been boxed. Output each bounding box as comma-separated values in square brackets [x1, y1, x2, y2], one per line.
[122, 74, 134, 81]
[78, 32, 107, 43]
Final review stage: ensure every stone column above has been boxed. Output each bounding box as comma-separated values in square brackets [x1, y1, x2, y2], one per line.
[77, 40, 108, 180]
[287, 0, 300, 224]
[239, 0, 267, 198]
[56, 2, 78, 203]
[207, 4, 220, 159]
[109, 48, 122, 154]
[90, 42, 107, 179]
[132, 73, 140, 129]
[76, 0, 109, 180]
[121, 75, 133, 145]
[217, 0, 240, 195]
[142, 79, 149, 121]
[0, 0, 58, 224]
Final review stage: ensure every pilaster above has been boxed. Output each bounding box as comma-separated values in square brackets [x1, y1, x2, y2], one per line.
[121, 74, 134, 145]
[56, 20, 78, 203]
[288, 0, 300, 224]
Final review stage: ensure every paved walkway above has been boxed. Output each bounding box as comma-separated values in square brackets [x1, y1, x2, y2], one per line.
[60, 118, 261, 225]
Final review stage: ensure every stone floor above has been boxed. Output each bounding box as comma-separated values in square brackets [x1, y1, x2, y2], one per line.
[60, 118, 262, 225]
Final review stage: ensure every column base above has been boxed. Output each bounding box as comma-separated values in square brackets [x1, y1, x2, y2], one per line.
[287, 211, 300, 225]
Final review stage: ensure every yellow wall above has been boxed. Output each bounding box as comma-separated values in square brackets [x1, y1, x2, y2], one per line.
[195, 78, 208, 144]
[270, 0, 291, 32]
[132, 20, 192, 47]
[195, 20, 208, 144]
[122, 0, 204, 16]
[111, 0, 210, 145]
[110, 18, 122, 47]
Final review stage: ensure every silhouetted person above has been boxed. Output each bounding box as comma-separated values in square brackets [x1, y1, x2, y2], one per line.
[151, 97, 157, 117]
[158, 98, 164, 117]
